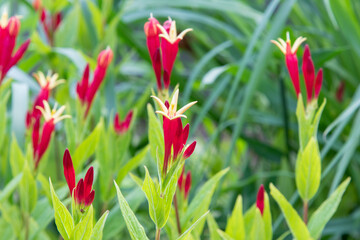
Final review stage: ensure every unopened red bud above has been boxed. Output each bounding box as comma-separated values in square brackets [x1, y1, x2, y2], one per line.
[314, 68, 323, 99]
[256, 184, 265, 216]
[184, 171, 191, 199]
[98, 47, 113, 68]
[8, 17, 20, 36]
[144, 17, 160, 37]
[184, 141, 196, 159]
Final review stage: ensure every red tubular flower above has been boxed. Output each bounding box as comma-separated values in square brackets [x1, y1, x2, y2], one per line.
[26, 72, 65, 128]
[157, 20, 192, 89]
[114, 110, 133, 134]
[78, 47, 113, 117]
[144, 15, 162, 90]
[271, 33, 306, 96]
[63, 149, 95, 208]
[336, 81, 345, 102]
[152, 90, 197, 174]
[178, 169, 192, 199]
[0, 13, 30, 84]
[256, 184, 265, 216]
[33, 101, 70, 169]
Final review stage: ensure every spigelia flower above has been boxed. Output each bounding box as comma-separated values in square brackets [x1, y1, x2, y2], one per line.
[178, 169, 191, 199]
[33, 100, 70, 169]
[76, 47, 113, 117]
[114, 110, 133, 134]
[63, 149, 95, 211]
[271, 32, 306, 96]
[26, 71, 65, 127]
[158, 19, 192, 89]
[302, 44, 323, 103]
[33, 0, 62, 46]
[256, 184, 265, 216]
[152, 89, 197, 174]
[144, 14, 162, 90]
[0, 12, 31, 85]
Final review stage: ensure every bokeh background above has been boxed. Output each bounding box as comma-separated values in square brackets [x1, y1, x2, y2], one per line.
[1, 0, 360, 239]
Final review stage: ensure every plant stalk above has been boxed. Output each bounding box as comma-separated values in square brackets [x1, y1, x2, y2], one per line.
[156, 228, 161, 240]
[173, 193, 182, 234]
[303, 201, 308, 225]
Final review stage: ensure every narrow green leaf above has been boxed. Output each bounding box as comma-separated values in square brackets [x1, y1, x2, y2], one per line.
[263, 193, 272, 240]
[147, 104, 164, 164]
[9, 136, 25, 176]
[90, 210, 109, 240]
[217, 230, 234, 240]
[225, 195, 244, 240]
[295, 137, 321, 201]
[114, 181, 149, 240]
[0, 173, 23, 202]
[248, 209, 265, 240]
[71, 205, 93, 240]
[49, 178, 74, 240]
[19, 164, 37, 213]
[270, 184, 312, 240]
[206, 214, 221, 240]
[176, 211, 209, 240]
[308, 178, 351, 239]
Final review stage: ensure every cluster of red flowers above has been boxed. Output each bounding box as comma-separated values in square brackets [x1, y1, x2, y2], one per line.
[114, 111, 133, 134]
[33, 0, 62, 45]
[76, 47, 114, 117]
[0, 13, 30, 85]
[63, 149, 95, 208]
[272, 33, 323, 104]
[144, 14, 192, 91]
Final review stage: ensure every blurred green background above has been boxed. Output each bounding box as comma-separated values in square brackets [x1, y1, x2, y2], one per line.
[1, 0, 360, 239]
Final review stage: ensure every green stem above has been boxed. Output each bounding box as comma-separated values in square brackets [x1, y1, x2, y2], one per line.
[156, 228, 161, 240]
[173, 193, 182, 234]
[303, 201, 308, 225]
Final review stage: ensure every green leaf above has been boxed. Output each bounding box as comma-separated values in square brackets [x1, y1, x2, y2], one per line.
[0, 173, 22, 202]
[142, 167, 177, 228]
[295, 137, 321, 201]
[116, 145, 149, 183]
[217, 230, 234, 240]
[114, 181, 149, 240]
[147, 104, 164, 165]
[225, 195, 244, 240]
[248, 209, 265, 240]
[206, 214, 221, 240]
[9, 136, 25, 176]
[90, 210, 109, 240]
[49, 178, 74, 240]
[19, 164, 37, 213]
[182, 168, 229, 235]
[308, 177, 351, 239]
[263, 193, 272, 240]
[270, 184, 312, 240]
[176, 211, 209, 240]
[71, 205, 93, 240]
[73, 120, 103, 171]
[54, 2, 80, 47]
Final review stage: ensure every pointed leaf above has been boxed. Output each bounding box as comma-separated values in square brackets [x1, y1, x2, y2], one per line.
[90, 210, 109, 240]
[176, 211, 209, 240]
[206, 214, 222, 240]
[225, 195, 244, 240]
[147, 104, 164, 164]
[71, 205, 93, 240]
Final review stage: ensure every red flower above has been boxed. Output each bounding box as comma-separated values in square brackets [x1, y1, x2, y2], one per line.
[256, 184, 265, 216]
[76, 47, 113, 117]
[33, 101, 70, 169]
[144, 15, 162, 90]
[178, 169, 192, 199]
[271, 33, 306, 96]
[114, 110, 133, 134]
[302, 44, 323, 102]
[26, 72, 65, 128]
[152, 90, 197, 174]
[336, 81, 345, 102]
[63, 149, 95, 208]
[157, 19, 192, 89]
[0, 12, 30, 85]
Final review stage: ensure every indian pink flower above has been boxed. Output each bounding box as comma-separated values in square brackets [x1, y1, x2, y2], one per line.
[178, 169, 191, 199]
[152, 90, 197, 174]
[157, 19, 192, 89]
[63, 149, 95, 209]
[33, 101, 70, 169]
[256, 184, 265, 216]
[144, 14, 162, 90]
[76, 47, 113, 117]
[0, 12, 30, 85]
[26, 72, 65, 127]
[302, 44, 323, 102]
[271, 32, 306, 96]
[114, 110, 133, 134]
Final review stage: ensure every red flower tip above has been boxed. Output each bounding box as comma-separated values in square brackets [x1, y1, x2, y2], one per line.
[8, 17, 20, 36]
[163, 19, 172, 33]
[336, 81, 345, 102]
[76, 64, 90, 103]
[256, 184, 265, 216]
[302, 44, 315, 102]
[184, 141, 196, 159]
[114, 110, 133, 134]
[98, 47, 113, 68]
[85, 190, 95, 206]
[33, 0, 42, 11]
[184, 171, 191, 199]
[63, 149, 76, 196]
[144, 15, 160, 37]
[314, 68, 323, 99]
[75, 179, 84, 204]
